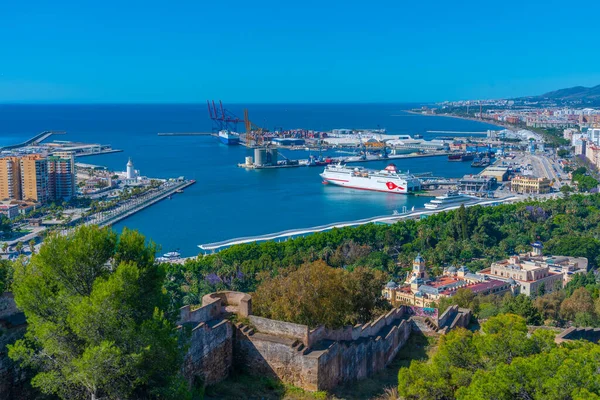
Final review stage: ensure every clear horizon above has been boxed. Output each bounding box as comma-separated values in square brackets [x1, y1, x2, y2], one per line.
[2, 0, 600, 104]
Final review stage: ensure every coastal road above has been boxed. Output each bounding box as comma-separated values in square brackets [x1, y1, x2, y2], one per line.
[532, 154, 561, 186]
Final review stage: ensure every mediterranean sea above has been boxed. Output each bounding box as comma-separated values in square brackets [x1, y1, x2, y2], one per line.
[0, 104, 502, 256]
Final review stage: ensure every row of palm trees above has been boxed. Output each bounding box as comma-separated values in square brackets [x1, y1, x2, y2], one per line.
[1, 239, 37, 256]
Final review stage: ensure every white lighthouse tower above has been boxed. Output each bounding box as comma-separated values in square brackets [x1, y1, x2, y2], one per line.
[126, 158, 135, 179]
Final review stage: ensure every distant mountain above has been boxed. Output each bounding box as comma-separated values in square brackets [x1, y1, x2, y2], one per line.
[515, 84, 600, 105]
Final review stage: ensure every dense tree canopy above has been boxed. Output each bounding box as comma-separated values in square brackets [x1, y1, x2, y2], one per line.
[8, 226, 188, 400]
[165, 194, 600, 312]
[252, 260, 389, 328]
[398, 314, 564, 400]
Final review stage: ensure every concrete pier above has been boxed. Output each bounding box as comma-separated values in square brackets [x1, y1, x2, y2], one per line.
[198, 195, 519, 252]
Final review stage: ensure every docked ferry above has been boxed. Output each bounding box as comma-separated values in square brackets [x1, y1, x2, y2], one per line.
[218, 130, 240, 145]
[320, 163, 421, 194]
[424, 191, 474, 209]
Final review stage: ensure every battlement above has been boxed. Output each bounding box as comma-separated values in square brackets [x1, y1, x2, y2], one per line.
[181, 291, 469, 392]
[556, 327, 600, 344]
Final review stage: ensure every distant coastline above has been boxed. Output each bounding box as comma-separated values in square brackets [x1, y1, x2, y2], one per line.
[403, 109, 512, 130]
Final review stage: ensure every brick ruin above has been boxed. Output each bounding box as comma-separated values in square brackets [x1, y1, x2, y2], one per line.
[178, 291, 471, 391]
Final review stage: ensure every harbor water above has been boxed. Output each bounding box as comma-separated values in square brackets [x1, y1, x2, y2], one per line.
[0, 104, 502, 256]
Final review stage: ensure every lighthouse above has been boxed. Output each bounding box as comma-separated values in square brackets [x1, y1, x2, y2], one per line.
[126, 158, 135, 179]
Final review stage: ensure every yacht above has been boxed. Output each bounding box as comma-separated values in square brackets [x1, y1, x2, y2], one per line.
[424, 191, 474, 209]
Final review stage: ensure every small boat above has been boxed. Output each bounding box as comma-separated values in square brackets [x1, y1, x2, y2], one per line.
[175, 189, 184, 193]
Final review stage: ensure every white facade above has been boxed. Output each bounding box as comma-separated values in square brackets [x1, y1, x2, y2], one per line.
[126, 158, 135, 179]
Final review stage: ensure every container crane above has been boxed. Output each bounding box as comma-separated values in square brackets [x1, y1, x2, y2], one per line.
[244, 109, 267, 147]
[207, 100, 244, 132]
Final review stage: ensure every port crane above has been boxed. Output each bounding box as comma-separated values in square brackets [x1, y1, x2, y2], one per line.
[243, 109, 267, 147]
[207, 100, 244, 132]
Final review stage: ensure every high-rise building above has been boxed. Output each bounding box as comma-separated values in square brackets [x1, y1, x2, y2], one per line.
[20, 154, 49, 203]
[0, 157, 22, 200]
[48, 152, 76, 202]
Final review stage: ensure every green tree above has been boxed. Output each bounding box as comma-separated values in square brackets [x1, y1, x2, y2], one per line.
[0, 259, 11, 293]
[14, 241, 23, 255]
[560, 287, 597, 324]
[398, 314, 557, 400]
[501, 294, 543, 325]
[28, 239, 36, 254]
[8, 225, 187, 400]
[253, 260, 388, 328]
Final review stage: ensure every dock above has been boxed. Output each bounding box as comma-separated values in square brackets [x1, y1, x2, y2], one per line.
[238, 152, 451, 169]
[75, 149, 123, 157]
[426, 130, 488, 135]
[157, 132, 214, 136]
[90, 180, 196, 228]
[0, 130, 66, 150]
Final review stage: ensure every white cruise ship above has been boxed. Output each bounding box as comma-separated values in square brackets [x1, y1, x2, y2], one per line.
[320, 163, 421, 194]
[424, 191, 474, 209]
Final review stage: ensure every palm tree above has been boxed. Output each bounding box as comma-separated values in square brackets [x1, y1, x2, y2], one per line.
[15, 241, 23, 255]
[2, 242, 8, 254]
[29, 239, 36, 255]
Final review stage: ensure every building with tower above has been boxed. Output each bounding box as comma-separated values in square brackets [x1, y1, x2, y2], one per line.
[383, 254, 511, 308]
[478, 242, 588, 296]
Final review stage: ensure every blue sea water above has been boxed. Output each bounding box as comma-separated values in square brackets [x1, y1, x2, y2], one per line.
[0, 104, 502, 256]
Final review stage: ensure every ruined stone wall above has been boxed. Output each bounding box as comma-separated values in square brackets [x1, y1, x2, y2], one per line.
[0, 294, 35, 400]
[438, 305, 458, 328]
[307, 308, 406, 346]
[235, 328, 320, 391]
[556, 327, 600, 344]
[248, 315, 309, 344]
[181, 319, 233, 386]
[316, 319, 412, 390]
[180, 291, 471, 392]
[179, 301, 221, 325]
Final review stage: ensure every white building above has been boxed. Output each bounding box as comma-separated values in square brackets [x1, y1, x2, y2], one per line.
[126, 158, 136, 179]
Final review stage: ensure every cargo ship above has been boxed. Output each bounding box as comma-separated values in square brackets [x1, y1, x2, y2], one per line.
[320, 163, 421, 194]
[448, 152, 475, 162]
[218, 130, 240, 145]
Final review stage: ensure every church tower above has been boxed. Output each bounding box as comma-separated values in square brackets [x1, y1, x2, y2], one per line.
[406, 253, 428, 284]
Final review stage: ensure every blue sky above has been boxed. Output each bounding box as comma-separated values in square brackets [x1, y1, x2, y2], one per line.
[1, 0, 599, 103]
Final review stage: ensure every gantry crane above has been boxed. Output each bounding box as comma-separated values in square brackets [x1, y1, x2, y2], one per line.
[243, 109, 267, 147]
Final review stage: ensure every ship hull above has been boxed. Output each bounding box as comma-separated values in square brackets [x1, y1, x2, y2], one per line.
[219, 136, 240, 145]
[321, 174, 413, 194]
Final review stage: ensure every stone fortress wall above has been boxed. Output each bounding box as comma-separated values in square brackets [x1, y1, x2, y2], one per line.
[178, 291, 470, 391]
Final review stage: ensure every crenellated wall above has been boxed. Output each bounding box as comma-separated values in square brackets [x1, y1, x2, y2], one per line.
[180, 291, 469, 392]
[555, 327, 600, 344]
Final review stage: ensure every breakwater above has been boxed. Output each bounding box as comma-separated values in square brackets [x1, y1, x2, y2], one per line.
[198, 196, 520, 252]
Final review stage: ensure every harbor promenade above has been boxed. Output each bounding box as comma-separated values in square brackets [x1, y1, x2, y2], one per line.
[87, 180, 195, 228]
[198, 195, 520, 253]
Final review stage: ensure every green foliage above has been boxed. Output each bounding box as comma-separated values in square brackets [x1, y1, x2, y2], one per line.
[0, 259, 12, 293]
[398, 314, 564, 400]
[8, 225, 187, 400]
[165, 193, 600, 321]
[572, 172, 599, 192]
[456, 341, 600, 399]
[0, 214, 12, 234]
[501, 294, 543, 325]
[252, 261, 389, 328]
[557, 148, 570, 158]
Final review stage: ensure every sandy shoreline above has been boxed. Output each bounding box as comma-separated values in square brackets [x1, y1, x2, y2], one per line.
[402, 109, 512, 130]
